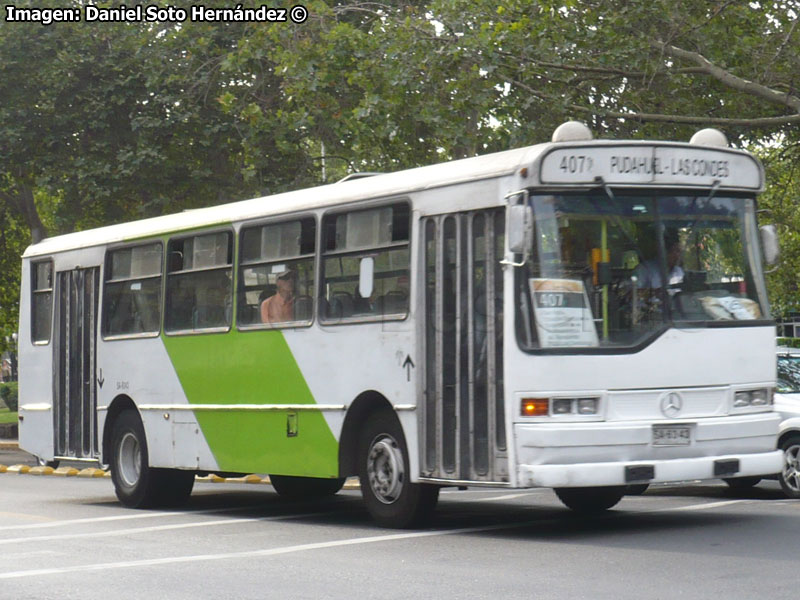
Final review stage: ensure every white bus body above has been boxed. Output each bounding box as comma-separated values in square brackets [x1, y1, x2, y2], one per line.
[18, 123, 782, 526]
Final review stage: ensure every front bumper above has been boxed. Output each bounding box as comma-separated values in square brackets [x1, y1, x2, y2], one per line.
[515, 412, 782, 488]
[518, 451, 782, 488]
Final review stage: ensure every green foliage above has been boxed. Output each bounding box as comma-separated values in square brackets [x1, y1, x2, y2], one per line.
[1, 0, 799, 337]
[758, 144, 800, 318]
[0, 382, 18, 412]
[778, 338, 800, 349]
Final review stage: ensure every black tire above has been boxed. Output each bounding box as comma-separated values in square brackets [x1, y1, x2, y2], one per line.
[358, 410, 439, 528]
[554, 486, 626, 513]
[723, 476, 761, 490]
[624, 483, 649, 495]
[35, 456, 60, 469]
[779, 433, 800, 499]
[269, 474, 345, 499]
[110, 409, 194, 508]
[157, 469, 195, 507]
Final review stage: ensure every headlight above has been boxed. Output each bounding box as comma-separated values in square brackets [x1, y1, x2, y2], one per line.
[520, 397, 601, 417]
[733, 388, 773, 409]
[577, 398, 599, 415]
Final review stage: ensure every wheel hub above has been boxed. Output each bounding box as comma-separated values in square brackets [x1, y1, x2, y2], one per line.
[117, 431, 142, 488]
[367, 434, 405, 504]
[782, 444, 800, 492]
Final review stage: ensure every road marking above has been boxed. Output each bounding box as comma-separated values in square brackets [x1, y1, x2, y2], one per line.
[0, 504, 279, 532]
[465, 493, 539, 502]
[0, 521, 534, 580]
[0, 510, 350, 546]
[661, 499, 750, 512]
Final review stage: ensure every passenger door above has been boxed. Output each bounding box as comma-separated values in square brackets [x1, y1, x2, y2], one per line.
[420, 209, 508, 482]
[53, 267, 100, 460]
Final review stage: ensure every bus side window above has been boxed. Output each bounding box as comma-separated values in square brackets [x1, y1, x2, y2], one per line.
[320, 202, 410, 323]
[165, 232, 232, 333]
[237, 217, 316, 329]
[31, 260, 54, 343]
[102, 243, 163, 338]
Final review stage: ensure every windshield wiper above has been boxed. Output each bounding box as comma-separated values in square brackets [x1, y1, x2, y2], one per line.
[593, 176, 645, 259]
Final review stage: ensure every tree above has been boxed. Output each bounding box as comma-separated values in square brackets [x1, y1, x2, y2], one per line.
[1, 0, 799, 343]
[760, 143, 800, 317]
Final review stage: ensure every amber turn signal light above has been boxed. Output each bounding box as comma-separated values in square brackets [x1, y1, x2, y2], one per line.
[521, 398, 549, 417]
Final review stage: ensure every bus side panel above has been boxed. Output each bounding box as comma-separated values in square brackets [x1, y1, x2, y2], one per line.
[284, 322, 417, 475]
[97, 336, 220, 471]
[162, 329, 340, 477]
[17, 259, 55, 461]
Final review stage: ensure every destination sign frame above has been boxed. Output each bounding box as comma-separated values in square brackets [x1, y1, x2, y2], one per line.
[539, 144, 763, 190]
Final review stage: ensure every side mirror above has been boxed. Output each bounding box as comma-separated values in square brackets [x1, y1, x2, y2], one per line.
[760, 224, 779, 265]
[358, 256, 374, 299]
[508, 204, 533, 254]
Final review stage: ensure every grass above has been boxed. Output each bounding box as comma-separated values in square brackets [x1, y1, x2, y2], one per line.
[0, 407, 18, 424]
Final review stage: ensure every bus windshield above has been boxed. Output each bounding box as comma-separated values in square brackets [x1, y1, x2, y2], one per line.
[515, 192, 769, 351]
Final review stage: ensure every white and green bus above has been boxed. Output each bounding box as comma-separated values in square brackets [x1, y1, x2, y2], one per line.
[17, 122, 783, 527]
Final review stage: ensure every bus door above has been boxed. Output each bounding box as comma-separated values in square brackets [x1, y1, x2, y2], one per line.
[421, 209, 508, 483]
[53, 267, 100, 460]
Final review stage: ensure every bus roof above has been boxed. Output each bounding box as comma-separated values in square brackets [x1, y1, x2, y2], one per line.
[22, 134, 763, 259]
[22, 143, 548, 259]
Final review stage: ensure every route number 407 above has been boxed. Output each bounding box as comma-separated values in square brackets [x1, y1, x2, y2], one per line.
[559, 155, 594, 174]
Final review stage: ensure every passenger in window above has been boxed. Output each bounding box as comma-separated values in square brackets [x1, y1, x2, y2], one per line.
[261, 269, 295, 324]
[635, 230, 684, 291]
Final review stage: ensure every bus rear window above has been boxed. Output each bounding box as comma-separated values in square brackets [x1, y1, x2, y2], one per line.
[31, 260, 53, 343]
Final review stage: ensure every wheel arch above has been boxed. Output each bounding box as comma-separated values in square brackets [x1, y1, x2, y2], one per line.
[778, 422, 800, 449]
[338, 390, 396, 478]
[101, 394, 139, 464]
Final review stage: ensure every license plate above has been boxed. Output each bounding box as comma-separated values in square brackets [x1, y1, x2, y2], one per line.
[652, 424, 692, 446]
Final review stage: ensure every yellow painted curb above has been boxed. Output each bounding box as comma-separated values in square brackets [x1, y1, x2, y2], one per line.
[53, 466, 79, 477]
[29, 466, 55, 476]
[103, 471, 112, 478]
[195, 473, 226, 483]
[0, 464, 7, 473]
[244, 474, 264, 484]
[7, 464, 30, 474]
[78, 468, 107, 478]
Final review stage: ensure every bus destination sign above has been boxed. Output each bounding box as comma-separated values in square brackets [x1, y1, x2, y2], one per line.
[539, 145, 762, 189]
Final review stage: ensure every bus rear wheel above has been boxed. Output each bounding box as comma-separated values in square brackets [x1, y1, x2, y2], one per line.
[110, 409, 194, 508]
[554, 486, 626, 513]
[358, 411, 439, 528]
[269, 475, 345, 499]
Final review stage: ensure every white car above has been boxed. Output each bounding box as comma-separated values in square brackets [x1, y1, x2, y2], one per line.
[723, 348, 800, 498]
[773, 348, 800, 498]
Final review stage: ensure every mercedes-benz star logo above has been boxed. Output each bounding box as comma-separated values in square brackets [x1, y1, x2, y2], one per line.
[660, 392, 683, 418]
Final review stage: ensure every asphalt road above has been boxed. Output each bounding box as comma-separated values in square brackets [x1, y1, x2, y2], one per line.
[1, 446, 797, 600]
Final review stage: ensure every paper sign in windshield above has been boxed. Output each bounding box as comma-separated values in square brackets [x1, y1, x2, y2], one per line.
[529, 278, 599, 347]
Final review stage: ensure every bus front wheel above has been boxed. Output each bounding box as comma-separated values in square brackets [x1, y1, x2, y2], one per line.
[358, 411, 439, 528]
[554, 486, 626, 513]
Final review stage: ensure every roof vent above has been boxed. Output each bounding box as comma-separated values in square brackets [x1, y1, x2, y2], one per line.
[689, 128, 728, 147]
[336, 172, 383, 183]
[552, 121, 593, 143]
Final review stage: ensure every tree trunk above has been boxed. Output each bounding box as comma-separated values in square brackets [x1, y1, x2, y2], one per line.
[14, 184, 47, 244]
